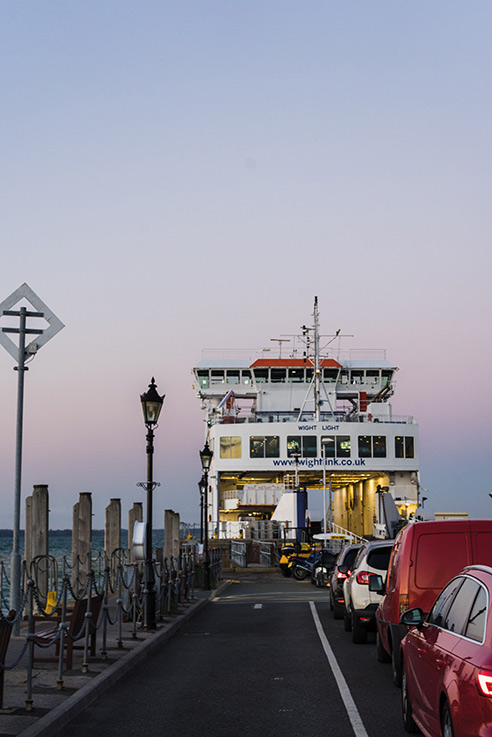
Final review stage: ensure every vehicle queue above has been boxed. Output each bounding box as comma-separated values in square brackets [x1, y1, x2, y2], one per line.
[281, 518, 492, 737]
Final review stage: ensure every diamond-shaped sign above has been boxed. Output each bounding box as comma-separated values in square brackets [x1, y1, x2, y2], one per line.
[0, 283, 64, 361]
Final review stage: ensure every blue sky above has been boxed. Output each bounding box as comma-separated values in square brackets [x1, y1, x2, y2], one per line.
[1, 1, 491, 528]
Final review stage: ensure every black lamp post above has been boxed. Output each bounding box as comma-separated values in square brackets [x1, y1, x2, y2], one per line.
[140, 377, 165, 630]
[198, 475, 206, 544]
[199, 442, 213, 591]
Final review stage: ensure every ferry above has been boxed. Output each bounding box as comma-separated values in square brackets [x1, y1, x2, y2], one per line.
[192, 298, 420, 541]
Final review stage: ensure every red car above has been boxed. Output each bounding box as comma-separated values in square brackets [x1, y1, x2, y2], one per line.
[401, 565, 492, 737]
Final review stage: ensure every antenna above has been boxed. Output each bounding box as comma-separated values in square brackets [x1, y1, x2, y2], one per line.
[270, 338, 290, 358]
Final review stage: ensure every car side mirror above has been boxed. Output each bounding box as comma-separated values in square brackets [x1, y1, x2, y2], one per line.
[368, 574, 385, 594]
[338, 564, 348, 575]
[400, 608, 425, 628]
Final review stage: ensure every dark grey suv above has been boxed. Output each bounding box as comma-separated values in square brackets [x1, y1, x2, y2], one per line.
[329, 544, 362, 619]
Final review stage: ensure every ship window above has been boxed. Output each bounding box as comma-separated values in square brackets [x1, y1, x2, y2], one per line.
[271, 368, 286, 383]
[288, 368, 304, 383]
[323, 368, 338, 383]
[303, 436, 317, 457]
[211, 370, 225, 384]
[220, 436, 242, 459]
[287, 436, 301, 456]
[197, 370, 209, 389]
[395, 436, 415, 459]
[254, 368, 269, 384]
[358, 435, 387, 458]
[358, 436, 372, 458]
[351, 370, 364, 385]
[250, 436, 279, 458]
[265, 436, 280, 457]
[242, 370, 252, 385]
[366, 370, 379, 385]
[381, 370, 393, 387]
[321, 436, 335, 458]
[250, 437, 265, 458]
[305, 368, 313, 382]
[405, 437, 415, 458]
[226, 370, 240, 385]
[395, 437, 404, 458]
[287, 436, 317, 458]
[340, 370, 349, 384]
[373, 435, 386, 458]
[337, 436, 351, 457]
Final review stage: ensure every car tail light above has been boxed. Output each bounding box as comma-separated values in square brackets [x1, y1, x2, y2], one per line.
[477, 671, 492, 696]
[337, 571, 347, 580]
[356, 571, 372, 585]
[399, 595, 409, 614]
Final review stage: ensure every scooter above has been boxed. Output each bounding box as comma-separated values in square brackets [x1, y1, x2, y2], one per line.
[288, 553, 316, 581]
[311, 549, 338, 588]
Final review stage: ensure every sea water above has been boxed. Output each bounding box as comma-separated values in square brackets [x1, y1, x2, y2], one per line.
[0, 529, 172, 608]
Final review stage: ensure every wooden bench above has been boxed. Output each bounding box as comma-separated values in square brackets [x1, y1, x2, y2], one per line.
[0, 611, 16, 710]
[33, 594, 103, 670]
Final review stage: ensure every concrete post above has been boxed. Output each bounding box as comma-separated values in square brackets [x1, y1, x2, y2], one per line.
[164, 510, 175, 562]
[72, 493, 92, 592]
[25, 495, 32, 579]
[32, 485, 49, 598]
[105, 498, 121, 569]
[72, 501, 79, 590]
[128, 502, 143, 561]
[171, 511, 180, 559]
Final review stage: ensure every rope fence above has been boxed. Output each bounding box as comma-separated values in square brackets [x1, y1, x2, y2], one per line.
[0, 543, 225, 712]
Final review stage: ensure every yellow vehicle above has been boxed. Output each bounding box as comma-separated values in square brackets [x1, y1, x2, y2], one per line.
[279, 542, 314, 577]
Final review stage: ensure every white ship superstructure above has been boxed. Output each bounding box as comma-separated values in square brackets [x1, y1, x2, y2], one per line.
[193, 299, 419, 540]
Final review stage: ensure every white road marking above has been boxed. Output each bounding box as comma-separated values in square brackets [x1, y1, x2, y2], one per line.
[310, 601, 369, 737]
[253, 603, 263, 609]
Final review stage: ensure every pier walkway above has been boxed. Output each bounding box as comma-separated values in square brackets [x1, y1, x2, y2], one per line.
[0, 580, 226, 737]
[1, 571, 406, 737]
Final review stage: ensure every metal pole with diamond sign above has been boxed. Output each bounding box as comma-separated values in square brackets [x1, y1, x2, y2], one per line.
[0, 284, 64, 626]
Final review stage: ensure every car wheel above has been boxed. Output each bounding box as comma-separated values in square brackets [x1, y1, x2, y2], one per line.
[441, 701, 455, 737]
[351, 614, 367, 644]
[333, 601, 344, 620]
[392, 645, 402, 687]
[293, 566, 309, 581]
[401, 665, 419, 733]
[329, 592, 334, 611]
[376, 628, 391, 663]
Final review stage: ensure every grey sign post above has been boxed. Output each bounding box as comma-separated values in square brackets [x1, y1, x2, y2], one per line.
[0, 284, 64, 626]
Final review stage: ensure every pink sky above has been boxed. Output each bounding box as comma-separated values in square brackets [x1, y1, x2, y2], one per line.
[1, 2, 492, 528]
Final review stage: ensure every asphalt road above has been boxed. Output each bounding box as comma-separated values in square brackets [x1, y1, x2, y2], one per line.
[62, 572, 407, 737]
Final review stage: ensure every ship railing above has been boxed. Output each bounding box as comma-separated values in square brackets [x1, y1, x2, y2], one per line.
[210, 412, 415, 425]
[231, 541, 248, 568]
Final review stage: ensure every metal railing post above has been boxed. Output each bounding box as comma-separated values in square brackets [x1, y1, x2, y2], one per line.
[82, 573, 93, 673]
[57, 578, 69, 689]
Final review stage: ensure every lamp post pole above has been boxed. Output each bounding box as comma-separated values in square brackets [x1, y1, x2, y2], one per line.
[199, 443, 213, 591]
[198, 477, 205, 544]
[139, 378, 164, 631]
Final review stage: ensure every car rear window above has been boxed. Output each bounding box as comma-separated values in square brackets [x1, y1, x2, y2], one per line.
[367, 546, 392, 570]
[343, 548, 359, 569]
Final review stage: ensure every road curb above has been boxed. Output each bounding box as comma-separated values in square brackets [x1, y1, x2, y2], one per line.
[18, 581, 231, 737]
